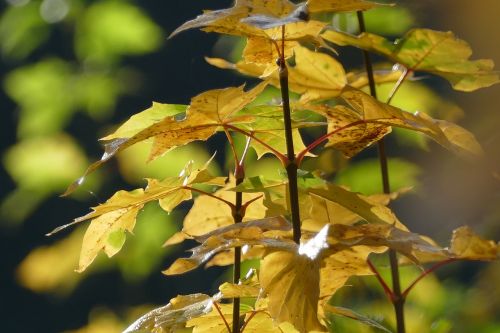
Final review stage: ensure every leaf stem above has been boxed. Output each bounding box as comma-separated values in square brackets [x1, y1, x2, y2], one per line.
[367, 259, 395, 301]
[402, 259, 456, 298]
[224, 124, 288, 165]
[213, 301, 232, 333]
[183, 186, 235, 210]
[279, 25, 301, 244]
[357, 11, 406, 333]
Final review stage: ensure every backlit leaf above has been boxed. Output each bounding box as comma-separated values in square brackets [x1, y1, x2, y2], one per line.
[170, 0, 297, 38]
[123, 293, 213, 333]
[63, 81, 267, 195]
[163, 216, 292, 275]
[322, 28, 499, 91]
[207, 44, 347, 102]
[259, 227, 329, 332]
[306, 0, 380, 13]
[304, 87, 484, 159]
[50, 160, 219, 272]
[449, 226, 498, 260]
[164, 185, 266, 246]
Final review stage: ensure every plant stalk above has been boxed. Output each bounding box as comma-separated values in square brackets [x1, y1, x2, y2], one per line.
[357, 11, 406, 333]
[231, 145, 247, 333]
[279, 26, 301, 244]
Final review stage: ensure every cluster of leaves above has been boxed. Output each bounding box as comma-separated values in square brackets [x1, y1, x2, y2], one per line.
[52, 0, 499, 332]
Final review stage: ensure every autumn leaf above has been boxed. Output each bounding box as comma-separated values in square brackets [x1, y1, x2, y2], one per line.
[322, 28, 499, 91]
[123, 293, 213, 333]
[63, 81, 268, 195]
[50, 159, 221, 272]
[303, 87, 484, 159]
[306, 0, 381, 13]
[259, 226, 330, 332]
[163, 216, 293, 275]
[208, 44, 347, 102]
[448, 226, 498, 260]
[170, 0, 322, 40]
[164, 185, 266, 246]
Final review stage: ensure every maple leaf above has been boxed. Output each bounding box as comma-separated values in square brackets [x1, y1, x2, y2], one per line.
[123, 293, 213, 333]
[63, 81, 268, 195]
[170, 0, 323, 41]
[164, 185, 267, 246]
[303, 87, 484, 159]
[208, 44, 347, 102]
[259, 227, 330, 332]
[448, 226, 498, 261]
[322, 28, 500, 91]
[49, 159, 221, 272]
[306, 0, 381, 13]
[163, 216, 293, 275]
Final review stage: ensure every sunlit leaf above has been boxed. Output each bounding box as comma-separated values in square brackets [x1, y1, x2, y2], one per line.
[322, 28, 499, 91]
[208, 44, 347, 102]
[306, 0, 380, 13]
[123, 293, 213, 333]
[163, 216, 292, 275]
[170, 0, 312, 39]
[187, 302, 253, 333]
[165, 184, 266, 246]
[259, 227, 329, 332]
[323, 304, 392, 333]
[449, 226, 498, 260]
[241, 312, 300, 333]
[63, 81, 267, 195]
[304, 87, 484, 159]
[50, 159, 219, 272]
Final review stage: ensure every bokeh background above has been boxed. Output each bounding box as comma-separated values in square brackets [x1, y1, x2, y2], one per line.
[1, 0, 499, 332]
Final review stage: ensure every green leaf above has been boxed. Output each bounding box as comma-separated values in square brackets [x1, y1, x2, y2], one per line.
[322, 28, 499, 91]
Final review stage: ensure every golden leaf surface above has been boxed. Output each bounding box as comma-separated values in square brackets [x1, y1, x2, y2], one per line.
[449, 226, 499, 260]
[207, 44, 347, 102]
[50, 160, 220, 272]
[163, 216, 293, 275]
[322, 28, 499, 91]
[304, 87, 484, 158]
[306, 0, 380, 13]
[164, 186, 266, 246]
[63, 82, 267, 195]
[123, 293, 212, 333]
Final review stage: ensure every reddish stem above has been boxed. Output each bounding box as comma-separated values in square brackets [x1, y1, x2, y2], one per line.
[183, 186, 235, 209]
[213, 302, 232, 333]
[224, 124, 288, 166]
[402, 259, 457, 298]
[367, 259, 395, 302]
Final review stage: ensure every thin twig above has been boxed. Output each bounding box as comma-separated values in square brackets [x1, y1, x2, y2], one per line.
[183, 186, 235, 209]
[367, 259, 395, 301]
[402, 259, 457, 298]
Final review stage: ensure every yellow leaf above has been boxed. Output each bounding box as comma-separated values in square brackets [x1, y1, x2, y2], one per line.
[163, 216, 292, 275]
[170, 0, 297, 38]
[50, 159, 220, 272]
[260, 230, 328, 332]
[207, 44, 347, 102]
[322, 28, 499, 91]
[449, 226, 499, 260]
[164, 183, 266, 246]
[307, 0, 380, 13]
[123, 293, 212, 333]
[63, 82, 267, 195]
